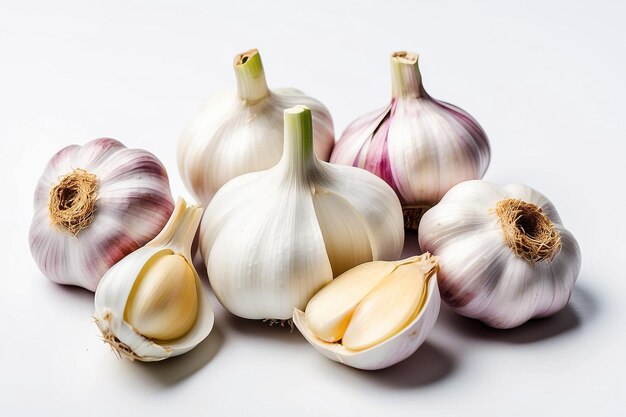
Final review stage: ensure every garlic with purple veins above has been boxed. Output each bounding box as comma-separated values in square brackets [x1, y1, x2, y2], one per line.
[330, 51, 491, 229]
[178, 48, 335, 206]
[29, 138, 174, 291]
[418, 180, 581, 329]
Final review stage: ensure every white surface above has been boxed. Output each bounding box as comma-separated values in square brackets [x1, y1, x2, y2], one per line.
[1, 0, 625, 415]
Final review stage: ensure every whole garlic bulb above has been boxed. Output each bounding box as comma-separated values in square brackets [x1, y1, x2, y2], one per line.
[418, 181, 581, 329]
[178, 48, 335, 206]
[331, 51, 491, 229]
[293, 254, 440, 370]
[200, 105, 404, 321]
[29, 138, 174, 291]
[94, 198, 214, 361]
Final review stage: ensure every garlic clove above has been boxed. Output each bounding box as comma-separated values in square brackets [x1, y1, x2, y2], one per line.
[294, 254, 439, 370]
[293, 271, 440, 371]
[304, 261, 397, 342]
[95, 247, 176, 360]
[94, 198, 214, 361]
[312, 188, 373, 276]
[124, 252, 198, 341]
[321, 163, 405, 261]
[342, 262, 427, 351]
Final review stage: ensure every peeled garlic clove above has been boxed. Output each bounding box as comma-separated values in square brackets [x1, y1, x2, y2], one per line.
[94, 198, 214, 361]
[178, 49, 335, 206]
[124, 252, 198, 340]
[29, 138, 174, 291]
[342, 262, 426, 351]
[330, 51, 490, 229]
[304, 261, 397, 342]
[294, 254, 439, 370]
[418, 180, 581, 329]
[201, 105, 404, 321]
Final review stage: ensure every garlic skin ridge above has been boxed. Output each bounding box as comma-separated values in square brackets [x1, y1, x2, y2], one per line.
[200, 105, 404, 321]
[177, 48, 335, 207]
[29, 137, 174, 291]
[330, 51, 490, 228]
[418, 180, 581, 329]
[94, 198, 214, 361]
[293, 256, 440, 371]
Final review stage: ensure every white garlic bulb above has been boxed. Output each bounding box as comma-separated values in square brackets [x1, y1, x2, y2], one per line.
[200, 105, 404, 320]
[418, 181, 581, 329]
[29, 138, 174, 291]
[331, 51, 491, 228]
[293, 254, 440, 370]
[178, 48, 335, 206]
[94, 198, 214, 361]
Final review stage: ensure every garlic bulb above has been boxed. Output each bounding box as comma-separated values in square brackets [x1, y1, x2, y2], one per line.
[29, 138, 174, 291]
[331, 51, 491, 229]
[94, 198, 214, 361]
[293, 254, 440, 370]
[418, 181, 581, 329]
[200, 105, 404, 320]
[178, 48, 335, 206]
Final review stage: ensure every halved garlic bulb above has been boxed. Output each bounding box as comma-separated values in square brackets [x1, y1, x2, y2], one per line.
[330, 51, 491, 228]
[418, 181, 581, 329]
[200, 105, 404, 321]
[177, 48, 335, 206]
[293, 254, 440, 370]
[94, 198, 214, 361]
[29, 138, 174, 291]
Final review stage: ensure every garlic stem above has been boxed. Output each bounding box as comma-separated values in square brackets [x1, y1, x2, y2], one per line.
[148, 198, 203, 254]
[234, 48, 270, 103]
[280, 105, 323, 183]
[390, 51, 424, 99]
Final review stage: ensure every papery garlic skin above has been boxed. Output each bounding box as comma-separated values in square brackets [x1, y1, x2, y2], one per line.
[178, 49, 334, 206]
[29, 138, 174, 291]
[331, 51, 490, 228]
[94, 199, 213, 362]
[293, 254, 440, 370]
[200, 105, 404, 321]
[418, 181, 581, 329]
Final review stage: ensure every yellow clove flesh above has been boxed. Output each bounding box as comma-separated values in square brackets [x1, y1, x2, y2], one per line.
[304, 255, 437, 351]
[124, 252, 198, 341]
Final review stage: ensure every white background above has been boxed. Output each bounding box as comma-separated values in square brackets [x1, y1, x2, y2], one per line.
[1, 0, 625, 415]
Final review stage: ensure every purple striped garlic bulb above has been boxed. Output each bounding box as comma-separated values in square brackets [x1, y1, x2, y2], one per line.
[418, 181, 581, 329]
[29, 138, 175, 291]
[331, 51, 491, 229]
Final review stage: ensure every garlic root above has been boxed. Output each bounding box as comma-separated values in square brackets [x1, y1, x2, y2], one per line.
[49, 168, 98, 236]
